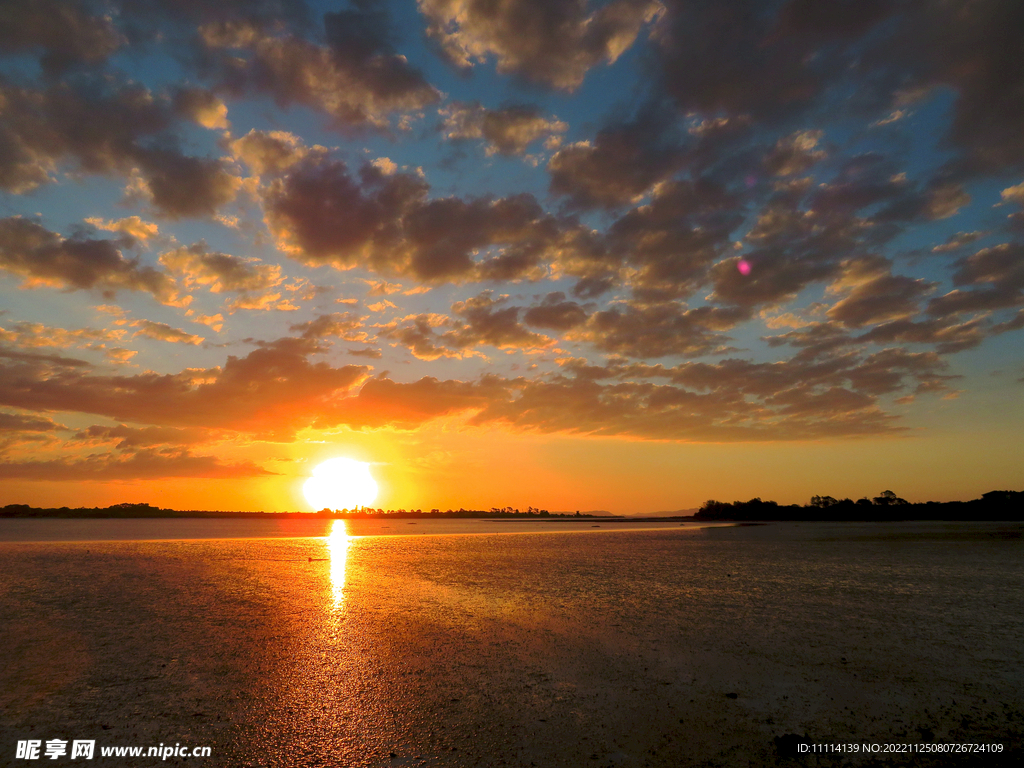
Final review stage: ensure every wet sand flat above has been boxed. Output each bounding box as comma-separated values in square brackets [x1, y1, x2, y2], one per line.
[1, 522, 1022, 766]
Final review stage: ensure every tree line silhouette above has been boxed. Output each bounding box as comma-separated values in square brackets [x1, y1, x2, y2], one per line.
[0, 502, 592, 519]
[1, 491, 1021, 520]
[694, 490, 1023, 521]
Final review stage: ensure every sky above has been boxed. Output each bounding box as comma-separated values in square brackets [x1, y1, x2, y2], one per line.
[1, 0, 1023, 514]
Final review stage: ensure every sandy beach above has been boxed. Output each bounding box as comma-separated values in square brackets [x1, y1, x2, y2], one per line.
[2, 521, 1022, 766]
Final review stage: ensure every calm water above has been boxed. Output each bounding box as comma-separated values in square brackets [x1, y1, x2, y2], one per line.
[0, 517, 706, 542]
[1, 520, 1022, 766]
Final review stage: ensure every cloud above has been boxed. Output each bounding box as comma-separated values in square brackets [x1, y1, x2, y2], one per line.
[932, 231, 986, 253]
[826, 259, 936, 328]
[548, 112, 684, 209]
[378, 293, 553, 358]
[440, 102, 567, 156]
[0, 217, 181, 304]
[72, 424, 208, 449]
[0, 0, 121, 76]
[366, 280, 405, 296]
[654, 0, 875, 123]
[702, 155, 972, 311]
[377, 313, 460, 361]
[523, 292, 589, 331]
[346, 346, 382, 359]
[289, 312, 367, 341]
[172, 86, 229, 129]
[1002, 181, 1024, 206]
[85, 216, 160, 244]
[927, 242, 1024, 317]
[605, 178, 743, 300]
[0, 80, 240, 217]
[200, 6, 440, 130]
[0, 337, 368, 437]
[447, 292, 553, 350]
[572, 301, 747, 359]
[0, 450, 271, 480]
[0, 411, 63, 434]
[420, 0, 663, 90]
[909, 0, 1024, 174]
[325, 352, 927, 440]
[763, 130, 826, 176]
[130, 150, 242, 220]
[230, 130, 319, 176]
[653, 0, 1024, 177]
[263, 157, 562, 282]
[857, 316, 990, 354]
[0, 321, 124, 350]
[190, 313, 224, 332]
[329, 373, 509, 429]
[131, 320, 204, 345]
[160, 243, 282, 294]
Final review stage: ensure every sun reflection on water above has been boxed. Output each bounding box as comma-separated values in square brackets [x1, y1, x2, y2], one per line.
[325, 519, 350, 610]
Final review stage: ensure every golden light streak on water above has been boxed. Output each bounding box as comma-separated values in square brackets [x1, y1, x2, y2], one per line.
[325, 519, 350, 611]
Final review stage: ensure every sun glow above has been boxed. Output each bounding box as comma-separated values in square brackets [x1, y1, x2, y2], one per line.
[303, 458, 378, 511]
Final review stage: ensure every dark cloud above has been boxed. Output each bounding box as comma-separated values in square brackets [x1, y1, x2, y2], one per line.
[654, 0, 877, 123]
[263, 157, 562, 282]
[0, 79, 239, 216]
[377, 293, 551, 359]
[447, 292, 552, 350]
[523, 292, 589, 331]
[200, 5, 440, 130]
[0, 411, 62, 434]
[908, 0, 1024, 175]
[656, 0, 1024, 175]
[420, 0, 663, 90]
[826, 259, 936, 328]
[548, 112, 684, 209]
[0, 346, 90, 368]
[0, 0, 121, 76]
[857, 316, 990, 354]
[928, 243, 1024, 317]
[573, 301, 747, 359]
[704, 155, 969, 310]
[0, 217, 180, 304]
[262, 158, 427, 271]
[606, 178, 743, 301]
[455, 360, 910, 440]
[763, 130, 826, 176]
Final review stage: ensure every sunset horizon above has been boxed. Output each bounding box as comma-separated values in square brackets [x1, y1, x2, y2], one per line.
[3, 2, 1024, 762]
[2, 0, 1022, 518]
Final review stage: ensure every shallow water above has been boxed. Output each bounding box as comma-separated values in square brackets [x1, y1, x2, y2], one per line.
[1, 521, 1022, 766]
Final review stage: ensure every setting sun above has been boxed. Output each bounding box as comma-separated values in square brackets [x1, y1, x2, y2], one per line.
[303, 458, 378, 511]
